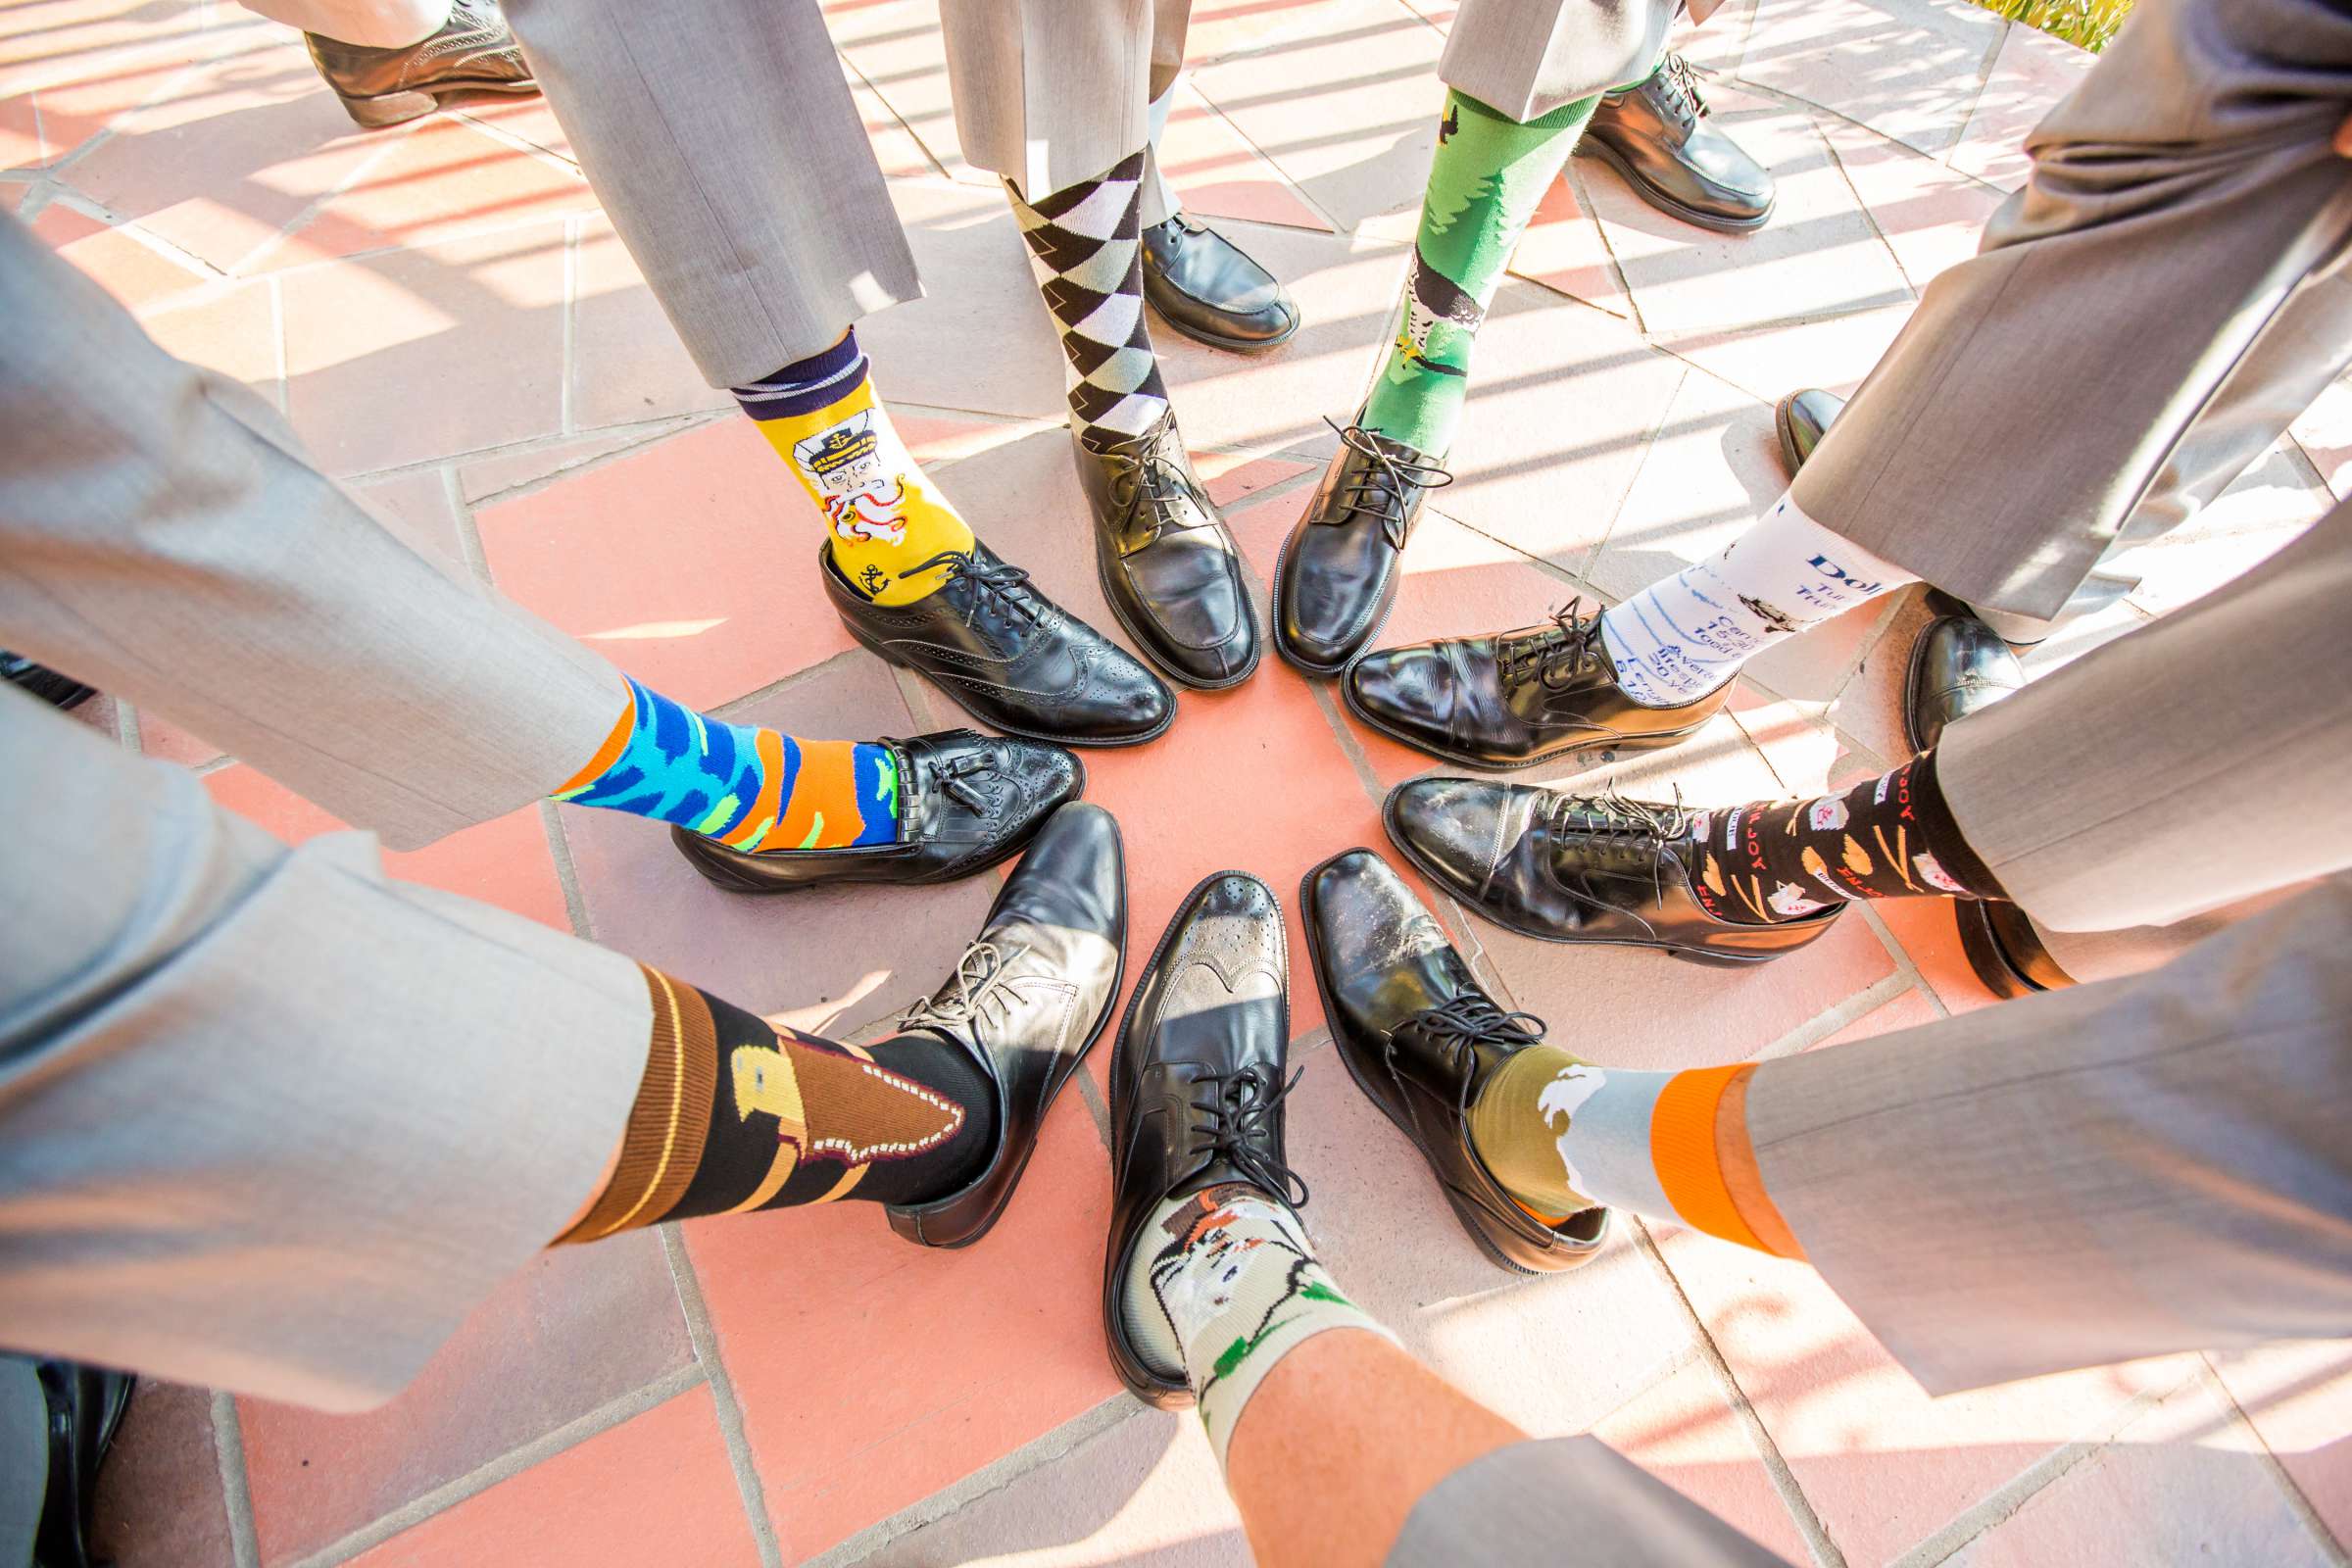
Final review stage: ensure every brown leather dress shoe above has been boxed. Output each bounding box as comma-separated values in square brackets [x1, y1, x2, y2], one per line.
[306, 0, 537, 129]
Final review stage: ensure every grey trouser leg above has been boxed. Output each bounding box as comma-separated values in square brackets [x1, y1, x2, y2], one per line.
[1439, 0, 1678, 120]
[1793, 0, 2352, 619]
[1750, 875, 2352, 1396]
[237, 0, 449, 48]
[0, 694, 650, 1411]
[0, 216, 621, 852]
[501, 0, 923, 387]
[1935, 496, 2352, 933]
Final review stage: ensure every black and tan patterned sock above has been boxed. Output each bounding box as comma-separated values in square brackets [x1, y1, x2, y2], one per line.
[1684, 751, 2005, 925]
[1006, 149, 1173, 454]
[556, 967, 995, 1243]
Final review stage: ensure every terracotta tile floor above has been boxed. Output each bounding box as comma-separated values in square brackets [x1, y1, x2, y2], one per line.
[11, 0, 2345, 1563]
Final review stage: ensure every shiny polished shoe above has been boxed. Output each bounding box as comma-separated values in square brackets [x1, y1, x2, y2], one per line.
[887, 802, 1126, 1249]
[1301, 849, 1609, 1274]
[1773, 387, 1842, 476]
[306, 0, 537, 129]
[1344, 603, 1724, 768]
[1580, 53, 1774, 233]
[1955, 898, 2075, 1000]
[1905, 590, 2027, 751]
[1141, 214, 1300, 353]
[671, 730, 1083, 893]
[1274, 416, 1452, 674]
[822, 541, 1175, 747]
[1, 652, 94, 710]
[1074, 416, 1258, 689]
[1385, 776, 1841, 965]
[1103, 871, 1297, 1406]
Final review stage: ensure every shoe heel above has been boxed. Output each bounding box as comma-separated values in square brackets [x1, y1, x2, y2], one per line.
[1667, 946, 1782, 969]
[334, 87, 439, 128]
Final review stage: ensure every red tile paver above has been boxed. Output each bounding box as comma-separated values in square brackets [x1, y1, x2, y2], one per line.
[137, 274, 284, 409]
[1510, 171, 1633, 318]
[1, 0, 232, 166]
[351, 467, 471, 573]
[347, 1385, 761, 1568]
[1156, 86, 1331, 231]
[473, 416, 858, 710]
[90, 1381, 238, 1568]
[243, 1232, 694, 1565]
[30, 199, 209, 311]
[1592, 1361, 1813, 1565]
[568, 216, 737, 431]
[2210, 1340, 2352, 1551]
[1809, 984, 1939, 1050]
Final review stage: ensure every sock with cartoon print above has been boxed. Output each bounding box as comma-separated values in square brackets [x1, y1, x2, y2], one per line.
[1682, 751, 2006, 926]
[1121, 1182, 1396, 1467]
[1360, 89, 1598, 458]
[732, 329, 976, 606]
[1599, 490, 1915, 708]
[556, 969, 997, 1244]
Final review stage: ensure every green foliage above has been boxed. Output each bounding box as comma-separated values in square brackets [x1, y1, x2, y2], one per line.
[1972, 0, 2133, 51]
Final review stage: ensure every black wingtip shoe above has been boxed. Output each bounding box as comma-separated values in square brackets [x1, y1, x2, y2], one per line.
[1773, 388, 1843, 477]
[1344, 603, 1724, 769]
[886, 801, 1127, 1250]
[306, 0, 538, 129]
[1074, 416, 1259, 690]
[1300, 848, 1610, 1274]
[1141, 214, 1301, 354]
[1104, 870, 1297, 1407]
[1580, 52, 1775, 233]
[670, 730, 1082, 893]
[1384, 776, 1841, 965]
[1274, 416, 1452, 676]
[1904, 591, 2026, 752]
[822, 541, 1176, 748]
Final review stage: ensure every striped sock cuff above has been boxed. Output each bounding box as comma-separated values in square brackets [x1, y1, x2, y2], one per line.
[1649, 1065, 1805, 1258]
[554, 964, 719, 1245]
[733, 330, 870, 421]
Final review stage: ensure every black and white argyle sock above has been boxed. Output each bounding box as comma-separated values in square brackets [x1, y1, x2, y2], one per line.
[1007, 149, 1172, 454]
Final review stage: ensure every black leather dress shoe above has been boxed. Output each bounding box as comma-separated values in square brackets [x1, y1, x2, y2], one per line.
[1905, 590, 2026, 751]
[670, 730, 1082, 893]
[3, 1357, 134, 1568]
[822, 541, 1175, 747]
[1103, 871, 1298, 1406]
[306, 0, 537, 129]
[1, 652, 94, 710]
[886, 802, 1126, 1249]
[1385, 777, 1841, 965]
[1074, 416, 1257, 689]
[1580, 53, 1774, 233]
[1773, 388, 1842, 476]
[1141, 215, 1301, 354]
[1301, 849, 1609, 1273]
[1274, 416, 1452, 674]
[1345, 603, 1723, 768]
[1955, 899, 2075, 1001]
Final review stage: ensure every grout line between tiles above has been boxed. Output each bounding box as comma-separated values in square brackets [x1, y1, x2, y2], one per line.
[708, 647, 905, 724]
[2191, 1356, 2352, 1568]
[539, 796, 594, 941]
[439, 464, 495, 585]
[1809, 110, 1919, 302]
[1070, 1062, 1114, 1148]
[209, 1391, 261, 1568]
[1752, 970, 1913, 1061]
[661, 1228, 787, 1568]
[268, 271, 290, 416]
[1175, 75, 1348, 236]
[1850, 901, 1950, 1019]
[560, 215, 579, 436]
[1570, 162, 1648, 338]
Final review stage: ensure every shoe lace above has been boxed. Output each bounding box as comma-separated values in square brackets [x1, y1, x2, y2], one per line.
[1186, 1064, 1310, 1207]
[1321, 417, 1453, 551]
[900, 939, 1032, 1034]
[1655, 52, 1709, 127]
[1542, 782, 1692, 907]
[1397, 994, 1547, 1073]
[901, 550, 1048, 631]
[1495, 599, 1607, 690]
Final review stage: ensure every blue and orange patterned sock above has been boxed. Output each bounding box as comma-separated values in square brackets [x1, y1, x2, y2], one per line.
[555, 677, 899, 852]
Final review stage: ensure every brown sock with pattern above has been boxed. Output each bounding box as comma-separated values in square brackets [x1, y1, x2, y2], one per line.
[555, 967, 995, 1244]
[1684, 751, 2005, 925]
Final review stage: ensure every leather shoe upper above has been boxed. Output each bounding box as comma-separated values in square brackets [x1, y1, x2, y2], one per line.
[1582, 52, 1774, 232]
[1773, 387, 1843, 476]
[670, 730, 1082, 893]
[1302, 849, 1607, 1274]
[1905, 593, 2027, 751]
[1385, 776, 1840, 965]
[1074, 416, 1257, 688]
[1141, 216, 1300, 353]
[822, 540, 1174, 747]
[1344, 604, 1724, 768]
[887, 802, 1127, 1249]
[307, 0, 534, 125]
[1275, 417, 1452, 674]
[1103, 872, 1295, 1406]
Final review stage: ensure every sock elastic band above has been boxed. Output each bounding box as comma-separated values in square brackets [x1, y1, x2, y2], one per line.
[733, 331, 869, 421]
[1649, 1065, 1803, 1258]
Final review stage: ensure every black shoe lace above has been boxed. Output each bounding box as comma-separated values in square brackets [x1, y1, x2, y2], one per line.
[1397, 994, 1546, 1074]
[901, 938, 1032, 1034]
[1655, 51, 1708, 128]
[1542, 783, 1692, 907]
[1320, 418, 1453, 551]
[1187, 1064, 1310, 1208]
[1495, 599, 1607, 690]
[901, 550, 1049, 631]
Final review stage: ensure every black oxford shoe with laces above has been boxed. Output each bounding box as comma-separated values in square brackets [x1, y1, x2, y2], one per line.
[1385, 777, 1841, 965]
[1301, 849, 1609, 1274]
[1074, 416, 1258, 689]
[1104, 871, 1299, 1406]
[670, 730, 1083, 892]
[1274, 414, 1452, 675]
[1580, 52, 1775, 233]
[1345, 602, 1724, 768]
[888, 802, 1126, 1250]
[822, 541, 1175, 747]
[306, 0, 538, 129]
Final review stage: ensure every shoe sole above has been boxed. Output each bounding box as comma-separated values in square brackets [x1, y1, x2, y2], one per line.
[843, 623, 1179, 749]
[1102, 867, 1288, 1409]
[1296, 851, 1605, 1278]
[1339, 671, 1714, 772]
[333, 76, 539, 129]
[1900, 613, 1944, 755]
[1379, 790, 1824, 968]
[1576, 139, 1776, 235]
[1093, 533, 1264, 692]
[1145, 295, 1301, 356]
[1772, 390, 1808, 480]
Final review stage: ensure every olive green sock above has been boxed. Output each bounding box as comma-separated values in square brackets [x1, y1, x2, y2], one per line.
[1465, 1044, 1608, 1218]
